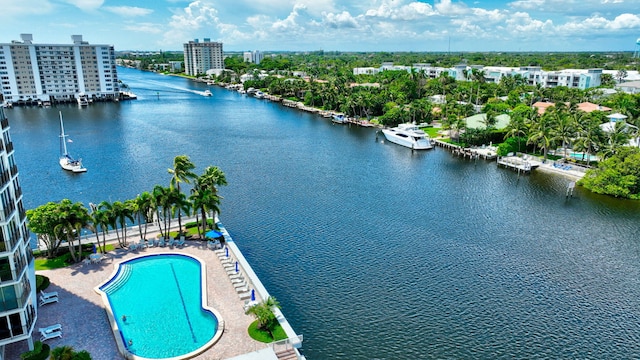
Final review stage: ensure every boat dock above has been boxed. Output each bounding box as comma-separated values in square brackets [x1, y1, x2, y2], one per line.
[434, 140, 498, 160]
[497, 155, 541, 173]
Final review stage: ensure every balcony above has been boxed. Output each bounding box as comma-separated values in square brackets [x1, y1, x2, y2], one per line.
[5, 142, 12, 153]
[0, 119, 8, 130]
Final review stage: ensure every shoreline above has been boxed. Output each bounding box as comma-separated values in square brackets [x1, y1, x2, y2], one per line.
[13, 216, 303, 360]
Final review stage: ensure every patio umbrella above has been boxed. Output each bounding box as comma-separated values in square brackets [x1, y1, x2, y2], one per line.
[205, 229, 223, 239]
[92, 244, 97, 254]
[251, 289, 255, 301]
[235, 261, 239, 273]
[225, 247, 229, 258]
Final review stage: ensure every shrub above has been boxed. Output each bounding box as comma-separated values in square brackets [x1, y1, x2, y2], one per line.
[35, 275, 50, 292]
[20, 341, 50, 360]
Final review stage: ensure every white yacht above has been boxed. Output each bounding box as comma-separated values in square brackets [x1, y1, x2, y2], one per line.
[77, 94, 89, 106]
[381, 123, 433, 150]
[203, 89, 212, 97]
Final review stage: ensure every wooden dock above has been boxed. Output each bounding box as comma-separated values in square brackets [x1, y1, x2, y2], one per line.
[433, 140, 497, 160]
[497, 156, 540, 173]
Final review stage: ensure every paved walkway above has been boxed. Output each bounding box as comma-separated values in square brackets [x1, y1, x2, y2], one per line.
[6, 237, 271, 359]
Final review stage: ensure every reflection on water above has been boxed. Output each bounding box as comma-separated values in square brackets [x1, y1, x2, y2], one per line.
[7, 67, 640, 359]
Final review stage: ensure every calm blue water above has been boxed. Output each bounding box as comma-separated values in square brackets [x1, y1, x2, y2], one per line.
[8, 67, 640, 359]
[99, 254, 217, 358]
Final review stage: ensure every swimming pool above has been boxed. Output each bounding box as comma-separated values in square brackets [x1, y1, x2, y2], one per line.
[95, 253, 223, 359]
[569, 152, 599, 162]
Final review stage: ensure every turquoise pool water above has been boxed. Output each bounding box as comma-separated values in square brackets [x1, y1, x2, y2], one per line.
[98, 254, 219, 359]
[569, 152, 599, 162]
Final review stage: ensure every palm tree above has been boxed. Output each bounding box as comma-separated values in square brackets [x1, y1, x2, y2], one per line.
[551, 107, 577, 159]
[115, 200, 134, 248]
[573, 113, 604, 166]
[528, 111, 556, 160]
[89, 206, 110, 254]
[172, 192, 191, 237]
[168, 155, 197, 234]
[152, 185, 172, 238]
[135, 192, 154, 241]
[504, 105, 531, 153]
[98, 200, 118, 248]
[55, 199, 90, 263]
[471, 68, 486, 106]
[189, 186, 221, 238]
[600, 121, 631, 159]
[245, 296, 282, 336]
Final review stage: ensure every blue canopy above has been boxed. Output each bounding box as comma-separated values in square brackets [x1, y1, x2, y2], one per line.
[205, 229, 223, 239]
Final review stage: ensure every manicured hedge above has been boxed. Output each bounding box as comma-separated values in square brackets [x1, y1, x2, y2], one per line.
[20, 341, 50, 360]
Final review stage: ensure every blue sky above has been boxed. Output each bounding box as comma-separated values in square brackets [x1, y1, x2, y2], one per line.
[1, 0, 639, 52]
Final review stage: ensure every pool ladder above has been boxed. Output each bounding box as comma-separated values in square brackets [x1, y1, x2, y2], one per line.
[102, 264, 133, 293]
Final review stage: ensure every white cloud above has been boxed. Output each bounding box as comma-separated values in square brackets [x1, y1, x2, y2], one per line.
[162, 1, 221, 47]
[435, 0, 469, 16]
[63, 0, 103, 11]
[0, 0, 54, 16]
[322, 11, 360, 29]
[505, 11, 554, 34]
[271, 4, 307, 33]
[104, 6, 153, 18]
[608, 13, 640, 29]
[472, 8, 506, 23]
[124, 23, 163, 34]
[365, 1, 437, 20]
[508, 0, 546, 10]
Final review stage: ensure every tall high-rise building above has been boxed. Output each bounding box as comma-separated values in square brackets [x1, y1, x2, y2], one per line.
[0, 107, 35, 356]
[183, 38, 224, 76]
[0, 34, 119, 105]
[243, 50, 264, 65]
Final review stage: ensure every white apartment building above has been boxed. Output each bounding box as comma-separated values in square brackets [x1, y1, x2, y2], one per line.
[0, 34, 119, 105]
[183, 38, 224, 76]
[354, 63, 602, 90]
[0, 107, 36, 357]
[243, 50, 264, 65]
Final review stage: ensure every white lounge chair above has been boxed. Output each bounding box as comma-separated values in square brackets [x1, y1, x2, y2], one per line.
[158, 238, 166, 247]
[39, 324, 62, 335]
[168, 238, 175, 248]
[146, 239, 155, 248]
[40, 290, 58, 299]
[40, 328, 62, 342]
[39, 295, 58, 306]
[176, 238, 185, 247]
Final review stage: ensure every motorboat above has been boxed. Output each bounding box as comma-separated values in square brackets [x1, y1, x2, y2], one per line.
[332, 113, 347, 124]
[77, 94, 89, 106]
[203, 89, 212, 97]
[254, 90, 265, 99]
[58, 111, 87, 173]
[381, 123, 433, 150]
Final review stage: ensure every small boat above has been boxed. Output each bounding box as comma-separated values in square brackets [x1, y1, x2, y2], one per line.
[77, 94, 89, 106]
[58, 112, 87, 173]
[254, 90, 265, 99]
[203, 89, 212, 97]
[381, 123, 433, 150]
[332, 113, 347, 124]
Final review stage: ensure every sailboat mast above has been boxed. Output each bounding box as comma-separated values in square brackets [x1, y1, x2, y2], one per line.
[59, 111, 69, 156]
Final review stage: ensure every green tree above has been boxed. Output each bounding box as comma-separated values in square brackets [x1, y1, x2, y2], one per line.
[54, 200, 90, 263]
[26, 202, 63, 258]
[168, 155, 197, 235]
[579, 147, 640, 199]
[245, 296, 282, 336]
[135, 192, 154, 241]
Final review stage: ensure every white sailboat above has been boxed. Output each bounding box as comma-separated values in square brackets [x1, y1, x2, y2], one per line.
[59, 111, 87, 173]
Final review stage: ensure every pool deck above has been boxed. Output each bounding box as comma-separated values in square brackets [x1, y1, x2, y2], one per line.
[5, 228, 281, 359]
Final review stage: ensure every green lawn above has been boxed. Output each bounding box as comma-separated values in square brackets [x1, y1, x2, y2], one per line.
[421, 126, 440, 138]
[247, 321, 288, 343]
[35, 244, 115, 271]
